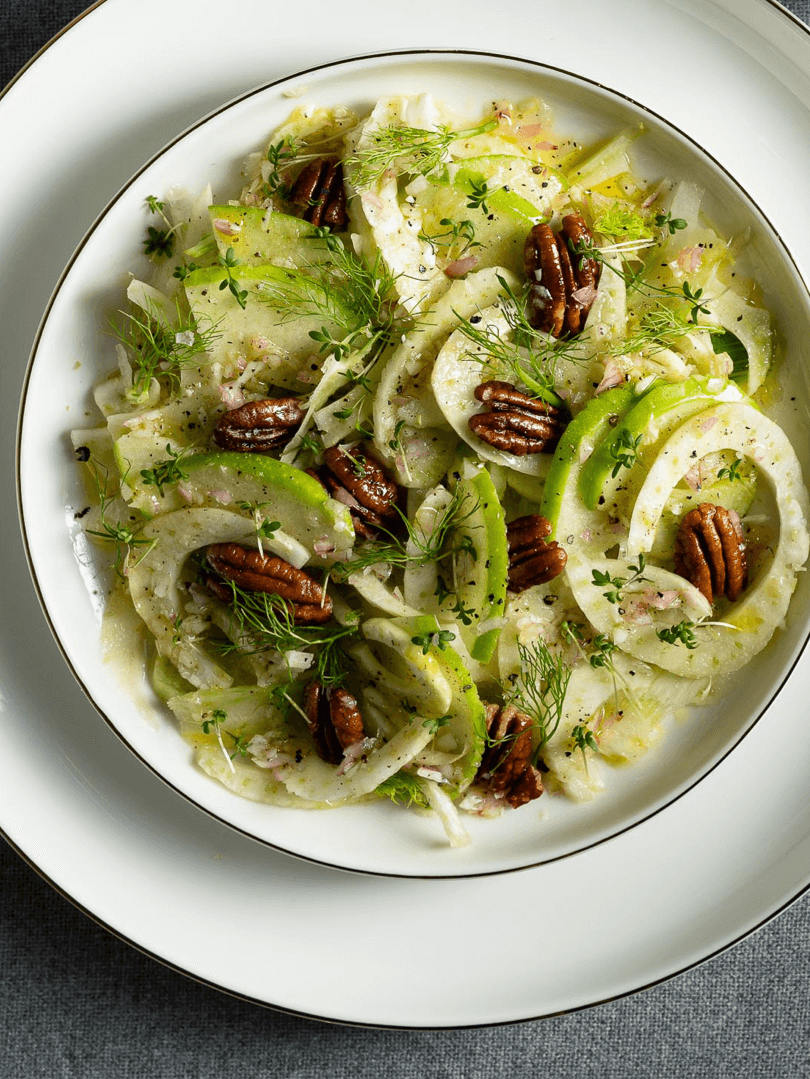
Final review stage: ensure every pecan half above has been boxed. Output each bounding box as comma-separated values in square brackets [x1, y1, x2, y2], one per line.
[314, 446, 401, 540]
[506, 515, 567, 592]
[468, 380, 567, 455]
[476, 703, 543, 809]
[303, 682, 365, 765]
[524, 213, 600, 337]
[673, 503, 748, 605]
[212, 397, 305, 453]
[525, 223, 567, 336]
[288, 158, 348, 230]
[205, 542, 333, 623]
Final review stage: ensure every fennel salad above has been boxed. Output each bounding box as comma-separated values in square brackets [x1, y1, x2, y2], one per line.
[72, 92, 810, 848]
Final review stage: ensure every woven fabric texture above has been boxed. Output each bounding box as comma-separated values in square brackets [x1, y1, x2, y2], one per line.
[2, 1, 810, 1076]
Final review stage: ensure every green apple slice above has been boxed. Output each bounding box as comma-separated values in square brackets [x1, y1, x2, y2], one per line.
[183, 264, 351, 389]
[539, 384, 637, 548]
[115, 447, 354, 557]
[578, 376, 746, 512]
[206, 205, 332, 266]
[450, 461, 508, 663]
[449, 157, 559, 222]
[358, 615, 487, 789]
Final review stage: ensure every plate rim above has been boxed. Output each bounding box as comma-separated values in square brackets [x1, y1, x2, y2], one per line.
[4, 817, 809, 1030]
[6, 0, 810, 1027]
[16, 44, 810, 879]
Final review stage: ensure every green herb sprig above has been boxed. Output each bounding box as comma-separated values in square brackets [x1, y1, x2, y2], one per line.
[422, 714, 452, 735]
[140, 445, 191, 497]
[608, 428, 643, 478]
[656, 620, 699, 649]
[263, 137, 300, 199]
[455, 273, 582, 403]
[411, 629, 456, 655]
[207, 572, 358, 688]
[465, 177, 491, 214]
[143, 195, 180, 260]
[570, 723, 600, 770]
[591, 555, 648, 605]
[352, 117, 498, 188]
[418, 218, 481, 259]
[717, 458, 743, 483]
[506, 636, 571, 747]
[330, 483, 479, 582]
[110, 299, 220, 398]
[217, 246, 249, 309]
[83, 462, 156, 576]
[654, 211, 688, 235]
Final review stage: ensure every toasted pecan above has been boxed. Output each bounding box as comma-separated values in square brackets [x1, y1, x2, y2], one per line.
[673, 503, 748, 604]
[476, 703, 544, 809]
[205, 542, 333, 624]
[212, 397, 305, 453]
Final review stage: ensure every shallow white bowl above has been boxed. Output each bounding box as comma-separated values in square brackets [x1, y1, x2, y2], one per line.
[18, 50, 810, 878]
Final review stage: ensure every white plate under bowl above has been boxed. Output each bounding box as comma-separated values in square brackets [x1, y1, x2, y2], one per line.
[18, 49, 810, 878]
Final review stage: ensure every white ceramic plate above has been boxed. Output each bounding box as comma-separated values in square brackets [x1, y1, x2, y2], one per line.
[18, 51, 810, 878]
[5, 0, 810, 1026]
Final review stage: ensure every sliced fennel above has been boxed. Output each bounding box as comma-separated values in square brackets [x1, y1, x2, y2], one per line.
[373, 266, 518, 486]
[126, 507, 262, 688]
[431, 299, 551, 476]
[77, 88, 809, 846]
[617, 403, 808, 675]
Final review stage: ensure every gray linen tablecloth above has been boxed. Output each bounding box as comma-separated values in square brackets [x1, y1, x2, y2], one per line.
[2, 1, 810, 1074]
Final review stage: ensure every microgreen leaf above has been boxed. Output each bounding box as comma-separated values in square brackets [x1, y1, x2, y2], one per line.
[656, 620, 699, 649]
[140, 445, 191, 497]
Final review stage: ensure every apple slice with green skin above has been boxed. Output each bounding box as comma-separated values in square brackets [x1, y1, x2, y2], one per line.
[450, 163, 549, 223]
[578, 376, 747, 513]
[539, 384, 637, 549]
[206, 205, 333, 266]
[433, 155, 566, 215]
[449, 461, 508, 663]
[358, 615, 487, 790]
[409, 157, 564, 283]
[183, 264, 351, 390]
[129, 450, 355, 557]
